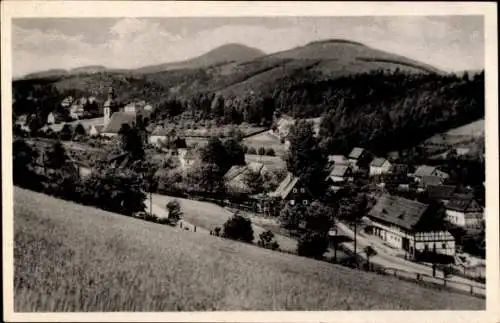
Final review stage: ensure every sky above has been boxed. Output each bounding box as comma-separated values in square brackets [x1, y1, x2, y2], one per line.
[12, 16, 484, 77]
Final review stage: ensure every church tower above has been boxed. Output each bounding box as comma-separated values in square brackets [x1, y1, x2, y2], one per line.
[103, 87, 116, 127]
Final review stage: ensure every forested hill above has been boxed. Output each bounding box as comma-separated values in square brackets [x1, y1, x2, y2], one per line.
[12, 40, 484, 155]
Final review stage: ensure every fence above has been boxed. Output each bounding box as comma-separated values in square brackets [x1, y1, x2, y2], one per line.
[335, 243, 485, 299]
[380, 267, 485, 298]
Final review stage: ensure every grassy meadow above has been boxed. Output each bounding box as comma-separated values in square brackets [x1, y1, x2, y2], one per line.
[14, 188, 485, 311]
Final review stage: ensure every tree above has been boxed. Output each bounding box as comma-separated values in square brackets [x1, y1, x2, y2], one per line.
[74, 123, 86, 138]
[297, 231, 329, 259]
[247, 147, 257, 154]
[201, 137, 229, 171]
[223, 136, 245, 168]
[279, 203, 305, 230]
[80, 167, 146, 216]
[197, 163, 226, 197]
[242, 170, 264, 194]
[285, 120, 327, 197]
[258, 147, 266, 155]
[13, 138, 41, 190]
[118, 123, 145, 162]
[305, 201, 334, 233]
[265, 148, 276, 156]
[222, 213, 254, 243]
[44, 141, 69, 169]
[258, 230, 280, 250]
[363, 245, 377, 270]
[166, 200, 183, 225]
[59, 124, 74, 141]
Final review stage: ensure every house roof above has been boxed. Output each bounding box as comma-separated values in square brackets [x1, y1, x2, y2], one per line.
[370, 157, 388, 167]
[427, 185, 456, 200]
[348, 147, 365, 159]
[420, 176, 444, 186]
[269, 172, 299, 200]
[328, 155, 349, 165]
[245, 154, 286, 171]
[328, 165, 351, 178]
[102, 112, 137, 134]
[446, 195, 482, 212]
[225, 162, 266, 192]
[414, 165, 436, 177]
[368, 194, 430, 232]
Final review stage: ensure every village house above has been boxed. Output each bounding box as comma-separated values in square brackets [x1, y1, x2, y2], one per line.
[445, 195, 483, 229]
[224, 162, 268, 194]
[61, 96, 74, 108]
[268, 172, 312, 206]
[347, 147, 371, 170]
[46, 112, 56, 125]
[369, 157, 392, 176]
[389, 163, 410, 177]
[413, 165, 449, 182]
[178, 148, 197, 171]
[69, 98, 86, 120]
[365, 194, 456, 259]
[326, 164, 353, 183]
[327, 154, 349, 168]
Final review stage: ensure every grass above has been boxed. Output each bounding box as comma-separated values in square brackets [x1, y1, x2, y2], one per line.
[14, 188, 485, 311]
[151, 193, 298, 253]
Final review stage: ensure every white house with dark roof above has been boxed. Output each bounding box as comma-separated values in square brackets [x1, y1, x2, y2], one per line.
[366, 194, 455, 258]
[369, 157, 392, 176]
[445, 195, 483, 228]
[413, 165, 449, 181]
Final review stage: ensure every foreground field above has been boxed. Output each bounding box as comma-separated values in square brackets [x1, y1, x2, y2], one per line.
[14, 188, 485, 311]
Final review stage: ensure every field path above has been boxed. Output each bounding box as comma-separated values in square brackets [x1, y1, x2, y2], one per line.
[150, 193, 298, 252]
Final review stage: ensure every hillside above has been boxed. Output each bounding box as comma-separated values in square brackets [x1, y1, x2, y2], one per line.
[14, 188, 484, 311]
[136, 43, 266, 73]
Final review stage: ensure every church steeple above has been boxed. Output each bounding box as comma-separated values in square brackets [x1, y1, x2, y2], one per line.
[103, 87, 116, 127]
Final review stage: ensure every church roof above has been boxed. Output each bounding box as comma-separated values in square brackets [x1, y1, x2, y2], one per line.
[102, 112, 136, 134]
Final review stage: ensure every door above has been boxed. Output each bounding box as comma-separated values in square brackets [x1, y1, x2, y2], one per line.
[402, 238, 409, 251]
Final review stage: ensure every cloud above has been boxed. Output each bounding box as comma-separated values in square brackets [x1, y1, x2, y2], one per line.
[12, 17, 484, 77]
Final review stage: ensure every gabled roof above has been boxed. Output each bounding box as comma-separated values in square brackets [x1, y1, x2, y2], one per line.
[348, 147, 365, 159]
[427, 185, 456, 201]
[103, 112, 137, 134]
[328, 155, 349, 165]
[269, 172, 299, 200]
[328, 165, 351, 178]
[368, 194, 430, 232]
[224, 165, 247, 181]
[370, 157, 389, 167]
[446, 195, 482, 213]
[414, 165, 437, 177]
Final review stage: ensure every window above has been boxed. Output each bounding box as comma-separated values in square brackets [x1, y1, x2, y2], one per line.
[292, 188, 298, 193]
[303, 200, 309, 205]
[290, 200, 295, 205]
[442, 243, 446, 249]
[300, 188, 305, 193]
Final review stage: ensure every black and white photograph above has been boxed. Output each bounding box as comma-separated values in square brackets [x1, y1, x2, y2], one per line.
[2, 1, 499, 322]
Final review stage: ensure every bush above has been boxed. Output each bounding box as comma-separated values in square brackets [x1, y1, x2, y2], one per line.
[213, 227, 221, 236]
[222, 213, 254, 243]
[265, 148, 276, 156]
[297, 232, 329, 260]
[247, 147, 257, 154]
[166, 200, 183, 225]
[257, 230, 280, 250]
[258, 147, 266, 155]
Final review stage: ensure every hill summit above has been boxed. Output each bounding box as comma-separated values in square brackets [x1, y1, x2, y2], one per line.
[136, 43, 266, 73]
